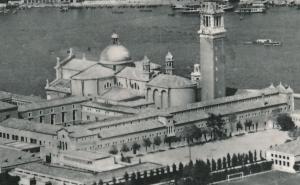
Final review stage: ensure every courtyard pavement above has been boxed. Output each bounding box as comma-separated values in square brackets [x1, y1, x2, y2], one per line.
[139, 129, 290, 165]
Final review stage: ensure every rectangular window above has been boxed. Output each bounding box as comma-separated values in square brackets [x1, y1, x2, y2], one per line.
[287, 162, 290, 166]
[51, 114, 56, 125]
[275, 160, 278, 164]
[72, 110, 76, 121]
[62, 112, 66, 123]
[39, 116, 44, 123]
[279, 161, 282, 165]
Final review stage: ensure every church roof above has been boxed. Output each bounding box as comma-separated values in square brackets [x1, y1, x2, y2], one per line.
[116, 67, 149, 82]
[99, 120, 164, 139]
[100, 87, 143, 101]
[0, 118, 60, 135]
[47, 79, 71, 94]
[147, 74, 196, 89]
[62, 58, 97, 71]
[271, 138, 300, 155]
[99, 44, 132, 65]
[82, 101, 139, 114]
[0, 101, 17, 111]
[72, 64, 115, 80]
[18, 96, 90, 112]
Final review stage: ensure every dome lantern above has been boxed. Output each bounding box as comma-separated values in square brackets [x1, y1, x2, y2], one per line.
[111, 33, 120, 45]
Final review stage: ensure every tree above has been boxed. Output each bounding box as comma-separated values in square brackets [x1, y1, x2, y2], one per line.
[178, 162, 183, 172]
[206, 159, 211, 172]
[260, 150, 264, 160]
[132, 142, 140, 154]
[232, 154, 238, 167]
[236, 121, 243, 132]
[172, 163, 177, 173]
[222, 157, 227, 169]
[206, 113, 226, 139]
[164, 136, 177, 148]
[249, 151, 254, 163]
[121, 143, 130, 153]
[227, 153, 231, 167]
[245, 120, 253, 131]
[143, 170, 148, 179]
[143, 138, 152, 152]
[112, 177, 116, 185]
[191, 160, 210, 185]
[277, 113, 295, 131]
[254, 150, 257, 161]
[124, 172, 129, 181]
[153, 136, 162, 150]
[109, 145, 118, 155]
[98, 179, 104, 185]
[130, 173, 136, 182]
[217, 158, 222, 170]
[211, 159, 217, 171]
[244, 154, 249, 165]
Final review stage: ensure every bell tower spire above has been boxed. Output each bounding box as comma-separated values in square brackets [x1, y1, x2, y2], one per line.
[198, 1, 226, 101]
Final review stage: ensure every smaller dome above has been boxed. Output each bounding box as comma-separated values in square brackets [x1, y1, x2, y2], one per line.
[99, 45, 132, 65]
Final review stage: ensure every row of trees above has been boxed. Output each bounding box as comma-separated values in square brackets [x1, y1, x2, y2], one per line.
[110, 113, 267, 156]
[209, 150, 264, 171]
[109, 136, 164, 155]
[94, 150, 269, 185]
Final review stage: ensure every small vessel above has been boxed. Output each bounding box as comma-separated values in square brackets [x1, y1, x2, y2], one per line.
[171, 4, 187, 10]
[235, 3, 266, 13]
[180, 8, 200, 15]
[255, 39, 282, 46]
[244, 39, 282, 46]
[220, 4, 234, 11]
[168, 12, 175, 16]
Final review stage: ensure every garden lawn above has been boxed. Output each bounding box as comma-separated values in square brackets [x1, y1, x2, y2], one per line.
[217, 170, 298, 185]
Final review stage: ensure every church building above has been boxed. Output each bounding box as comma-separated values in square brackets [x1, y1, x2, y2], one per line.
[46, 32, 204, 109]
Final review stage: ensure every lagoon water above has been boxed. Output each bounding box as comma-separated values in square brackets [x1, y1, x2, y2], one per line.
[0, 6, 300, 97]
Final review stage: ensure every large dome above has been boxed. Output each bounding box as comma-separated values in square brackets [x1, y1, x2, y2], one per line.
[99, 44, 132, 65]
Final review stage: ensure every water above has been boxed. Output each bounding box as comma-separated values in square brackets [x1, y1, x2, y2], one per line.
[0, 7, 300, 97]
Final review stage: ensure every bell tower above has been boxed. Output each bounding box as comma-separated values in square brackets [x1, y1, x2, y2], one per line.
[199, 1, 226, 100]
[165, 51, 174, 75]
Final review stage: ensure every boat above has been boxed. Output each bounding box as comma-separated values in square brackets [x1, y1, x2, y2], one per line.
[220, 4, 234, 11]
[255, 39, 282, 46]
[171, 4, 187, 10]
[180, 8, 200, 15]
[244, 39, 282, 46]
[235, 3, 266, 13]
[168, 13, 175, 16]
